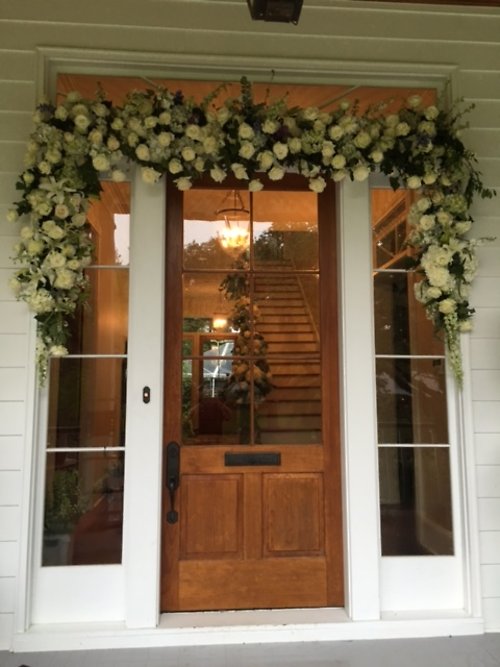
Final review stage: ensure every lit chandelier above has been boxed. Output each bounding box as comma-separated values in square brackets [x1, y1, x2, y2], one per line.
[215, 190, 250, 250]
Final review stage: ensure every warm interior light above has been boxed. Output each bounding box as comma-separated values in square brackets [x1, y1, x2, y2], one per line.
[215, 190, 250, 250]
[212, 315, 229, 331]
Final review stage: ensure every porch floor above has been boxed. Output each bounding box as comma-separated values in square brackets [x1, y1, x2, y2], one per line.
[1, 634, 500, 667]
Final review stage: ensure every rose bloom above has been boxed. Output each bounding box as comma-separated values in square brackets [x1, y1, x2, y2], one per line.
[268, 166, 285, 181]
[47, 225, 66, 241]
[158, 132, 172, 148]
[459, 320, 473, 333]
[303, 107, 319, 121]
[309, 176, 327, 193]
[437, 210, 452, 225]
[455, 220, 472, 235]
[249, 179, 263, 192]
[407, 176, 422, 190]
[168, 159, 183, 174]
[62, 244, 76, 257]
[288, 137, 302, 154]
[385, 114, 400, 128]
[185, 124, 202, 141]
[258, 151, 274, 170]
[238, 123, 254, 140]
[92, 155, 110, 171]
[46, 252, 67, 269]
[262, 119, 278, 134]
[203, 136, 218, 154]
[210, 165, 226, 183]
[321, 142, 335, 159]
[231, 163, 249, 180]
[328, 125, 344, 141]
[426, 266, 452, 289]
[438, 298, 456, 315]
[20, 226, 33, 240]
[27, 239, 44, 255]
[239, 142, 256, 160]
[353, 165, 370, 182]
[176, 177, 192, 191]
[54, 204, 70, 219]
[142, 167, 162, 184]
[71, 212, 87, 227]
[54, 268, 76, 289]
[272, 142, 288, 160]
[424, 105, 439, 121]
[135, 144, 150, 161]
[408, 95, 422, 108]
[181, 146, 196, 162]
[354, 131, 372, 149]
[107, 135, 120, 151]
[88, 129, 103, 146]
[332, 169, 347, 182]
[49, 345, 68, 357]
[395, 122, 411, 137]
[331, 154, 346, 170]
[111, 169, 127, 182]
[370, 149, 384, 163]
[111, 118, 124, 131]
[427, 286, 442, 299]
[159, 111, 172, 125]
[423, 172, 437, 185]
[419, 214, 436, 231]
[144, 116, 158, 129]
[67, 259, 81, 270]
[74, 114, 91, 131]
[54, 106, 68, 121]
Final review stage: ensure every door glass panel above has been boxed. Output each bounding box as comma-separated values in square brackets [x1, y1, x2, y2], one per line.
[252, 191, 318, 270]
[374, 271, 442, 357]
[379, 447, 453, 555]
[182, 189, 321, 447]
[43, 451, 124, 566]
[87, 182, 130, 266]
[183, 189, 250, 271]
[376, 357, 448, 445]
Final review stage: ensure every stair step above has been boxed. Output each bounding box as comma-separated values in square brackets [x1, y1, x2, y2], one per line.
[264, 333, 317, 342]
[271, 364, 320, 375]
[267, 343, 319, 353]
[258, 324, 314, 333]
[272, 376, 321, 388]
[259, 315, 311, 325]
[256, 299, 307, 308]
[259, 401, 321, 416]
[267, 387, 322, 401]
[259, 415, 322, 430]
[259, 431, 321, 445]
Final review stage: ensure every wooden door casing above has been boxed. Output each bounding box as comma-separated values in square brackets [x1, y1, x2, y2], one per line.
[161, 176, 343, 612]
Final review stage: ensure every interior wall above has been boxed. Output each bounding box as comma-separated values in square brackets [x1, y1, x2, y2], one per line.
[0, 0, 500, 646]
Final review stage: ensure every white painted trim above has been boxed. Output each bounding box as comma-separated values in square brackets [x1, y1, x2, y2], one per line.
[12, 612, 484, 653]
[338, 178, 381, 621]
[122, 170, 166, 629]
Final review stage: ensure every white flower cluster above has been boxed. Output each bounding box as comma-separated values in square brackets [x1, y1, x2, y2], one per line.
[8, 83, 493, 383]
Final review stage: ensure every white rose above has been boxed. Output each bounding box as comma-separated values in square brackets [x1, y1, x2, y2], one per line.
[309, 176, 327, 193]
[210, 166, 226, 183]
[203, 136, 218, 154]
[396, 122, 411, 137]
[258, 151, 274, 170]
[9, 277, 22, 296]
[231, 163, 248, 180]
[185, 124, 202, 141]
[49, 345, 68, 357]
[54, 204, 70, 219]
[262, 119, 278, 134]
[54, 268, 76, 289]
[159, 111, 171, 125]
[329, 125, 344, 141]
[27, 239, 44, 255]
[407, 176, 422, 190]
[181, 146, 196, 162]
[288, 137, 302, 154]
[135, 144, 151, 161]
[71, 213, 87, 227]
[158, 132, 173, 148]
[353, 165, 370, 182]
[92, 155, 110, 172]
[194, 157, 205, 172]
[272, 142, 288, 160]
[47, 225, 65, 240]
[423, 172, 437, 185]
[144, 116, 158, 129]
[424, 105, 439, 121]
[67, 259, 81, 270]
[176, 177, 192, 191]
[239, 142, 256, 160]
[238, 123, 254, 140]
[127, 132, 139, 147]
[385, 114, 400, 128]
[370, 150, 384, 164]
[408, 95, 422, 108]
[111, 169, 127, 182]
[332, 169, 347, 182]
[249, 179, 263, 192]
[438, 298, 456, 315]
[46, 252, 66, 269]
[142, 167, 162, 184]
[38, 161, 51, 175]
[426, 266, 452, 289]
[62, 244, 76, 257]
[459, 320, 473, 333]
[20, 226, 33, 240]
[437, 210, 452, 225]
[88, 129, 103, 146]
[74, 114, 91, 131]
[303, 107, 319, 121]
[321, 142, 335, 159]
[455, 220, 472, 235]
[419, 214, 435, 231]
[427, 286, 442, 299]
[168, 159, 183, 174]
[354, 131, 372, 149]
[268, 166, 285, 181]
[106, 136, 120, 151]
[54, 106, 68, 121]
[331, 154, 346, 170]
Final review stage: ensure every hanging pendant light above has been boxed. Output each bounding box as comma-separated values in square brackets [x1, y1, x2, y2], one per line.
[215, 190, 250, 250]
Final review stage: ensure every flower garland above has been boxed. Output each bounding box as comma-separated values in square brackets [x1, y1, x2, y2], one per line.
[8, 78, 494, 384]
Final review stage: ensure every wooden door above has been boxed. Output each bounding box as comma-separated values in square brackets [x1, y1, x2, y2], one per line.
[161, 176, 343, 612]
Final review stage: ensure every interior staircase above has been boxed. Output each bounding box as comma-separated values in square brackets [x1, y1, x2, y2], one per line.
[253, 260, 322, 444]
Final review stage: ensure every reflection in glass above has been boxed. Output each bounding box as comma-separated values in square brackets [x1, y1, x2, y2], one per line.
[252, 191, 318, 270]
[183, 189, 250, 271]
[67, 268, 129, 355]
[376, 357, 448, 445]
[183, 272, 241, 332]
[379, 447, 453, 555]
[47, 358, 127, 448]
[87, 181, 130, 266]
[374, 271, 443, 357]
[43, 451, 123, 566]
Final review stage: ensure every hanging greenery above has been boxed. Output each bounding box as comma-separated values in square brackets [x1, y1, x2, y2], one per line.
[7, 78, 494, 384]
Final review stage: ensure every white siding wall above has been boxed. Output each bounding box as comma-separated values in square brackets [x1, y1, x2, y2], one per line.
[0, 0, 500, 646]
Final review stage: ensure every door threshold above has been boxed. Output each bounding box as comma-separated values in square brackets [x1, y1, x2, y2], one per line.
[13, 609, 484, 653]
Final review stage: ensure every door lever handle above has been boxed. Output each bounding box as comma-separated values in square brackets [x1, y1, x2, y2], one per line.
[166, 441, 180, 524]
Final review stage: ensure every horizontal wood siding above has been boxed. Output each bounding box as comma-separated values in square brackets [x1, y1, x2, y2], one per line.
[0, 0, 500, 645]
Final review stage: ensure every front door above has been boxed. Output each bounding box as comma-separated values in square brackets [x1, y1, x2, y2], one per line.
[161, 176, 343, 611]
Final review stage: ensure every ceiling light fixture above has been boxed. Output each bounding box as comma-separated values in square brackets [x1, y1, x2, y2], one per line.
[247, 0, 303, 24]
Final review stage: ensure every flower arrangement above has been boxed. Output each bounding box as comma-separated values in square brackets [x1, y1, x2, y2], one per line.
[8, 78, 494, 384]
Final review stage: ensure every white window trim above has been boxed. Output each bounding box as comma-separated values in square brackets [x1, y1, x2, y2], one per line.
[12, 48, 483, 649]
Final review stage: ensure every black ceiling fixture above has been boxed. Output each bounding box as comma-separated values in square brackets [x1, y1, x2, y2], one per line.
[247, 0, 303, 24]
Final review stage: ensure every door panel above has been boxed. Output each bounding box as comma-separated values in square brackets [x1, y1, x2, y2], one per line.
[161, 176, 342, 612]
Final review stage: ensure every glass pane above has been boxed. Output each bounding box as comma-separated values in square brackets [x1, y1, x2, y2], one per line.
[183, 189, 250, 270]
[67, 268, 129, 355]
[87, 181, 130, 266]
[374, 271, 443, 356]
[255, 273, 319, 356]
[371, 188, 413, 270]
[182, 273, 240, 332]
[252, 191, 318, 270]
[259, 358, 321, 445]
[47, 358, 127, 448]
[376, 357, 448, 445]
[43, 451, 123, 566]
[379, 447, 453, 556]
